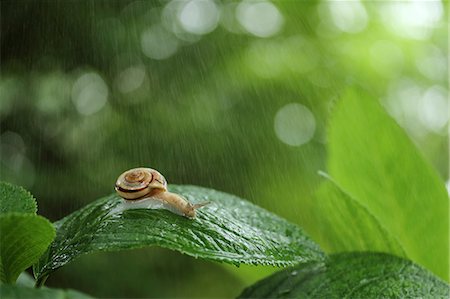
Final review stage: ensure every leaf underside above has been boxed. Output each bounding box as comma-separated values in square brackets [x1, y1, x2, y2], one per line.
[327, 90, 449, 280]
[238, 252, 450, 298]
[34, 185, 324, 281]
[0, 214, 55, 283]
[311, 176, 405, 256]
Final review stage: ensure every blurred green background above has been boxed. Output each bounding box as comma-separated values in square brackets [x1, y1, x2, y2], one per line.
[0, 0, 448, 297]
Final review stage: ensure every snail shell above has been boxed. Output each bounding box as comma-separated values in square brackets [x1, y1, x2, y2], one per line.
[115, 168, 167, 200]
[114, 167, 209, 218]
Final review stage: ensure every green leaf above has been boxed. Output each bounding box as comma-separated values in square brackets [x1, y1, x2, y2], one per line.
[328, 89, 449, 280]
[0, 285, 94, 299]
[310, 173, 405, 256]
[238, 252, 450, 298]
[34, 185, 324, 283]
[0, 181, 37, 215]
[0, 214, 55, 283]
[16, 272, 36, 288]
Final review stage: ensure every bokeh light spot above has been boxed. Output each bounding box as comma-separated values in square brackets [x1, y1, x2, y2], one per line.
[0, 78, 23, 117]
[141, 25, 178, 60]
[220, 3, 243, 33]
[246, 41, 284, 78]
[237, 0, 284, 38]
[35, 73, 71, 114]
[327, 0, 368, 33]
[116, 66, 146, 94]
[370, 40, 404, 77]
[382, 78, 428, 139]
[178, 0, 220, 35]
[274, 103, 316, 146]
[379, 0, 443, 40]
[418, 85, 448, 133]
[71, 72, 108, 116]
[284, 36, 319, 74]
[446, 180, 450, 196]
[247, 37, 319, 78]
[415, 45, 447, 81]
[0, 131, 35, 188]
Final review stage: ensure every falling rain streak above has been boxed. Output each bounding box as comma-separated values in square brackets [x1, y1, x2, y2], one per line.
[0, 0, 448, 297]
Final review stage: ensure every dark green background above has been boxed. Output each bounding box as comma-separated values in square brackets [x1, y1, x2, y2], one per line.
[1, 1, 447, 297]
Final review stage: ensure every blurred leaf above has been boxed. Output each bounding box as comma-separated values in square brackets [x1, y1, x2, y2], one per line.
[222, 264, 278, 288]
[34, 185, 324, 283]
[0, 181, 36, 215]
[0, 214, 55, 284]
[328, 89, 449, 280]
[16, 272, 35, 288]
[238, 252, 450, 298]
[0, 285, 94, 299]
[311, 173, 406, 256]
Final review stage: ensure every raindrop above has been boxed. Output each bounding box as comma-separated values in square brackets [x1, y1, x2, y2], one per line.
[274, 103, 316, 147]
[71, 72, 108, 116]
[236, 0, 284, 38]
[141, 25, 178, 60]
[178, 0, 220, 35]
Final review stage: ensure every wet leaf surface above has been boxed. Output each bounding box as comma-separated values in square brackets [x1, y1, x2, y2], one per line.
[0, 181, 36, 215]
[34, 185, 324, 282]
[239, 252, 450, 298]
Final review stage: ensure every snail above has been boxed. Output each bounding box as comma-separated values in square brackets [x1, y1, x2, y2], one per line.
[114, 167, 209, 218]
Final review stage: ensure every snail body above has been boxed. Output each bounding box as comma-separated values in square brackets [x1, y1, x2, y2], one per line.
[114, 167, 209, 218]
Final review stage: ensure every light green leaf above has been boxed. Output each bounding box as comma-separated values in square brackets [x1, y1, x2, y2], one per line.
[238, 252, 450, 298]
[0, 214, 55, 283]
[0, 285, 94, 299]
[16, 272, 36, 288]
[34, 185, 324, 283]
[310, 173, 405, 256]
[0, 181, 37, 215]
[328, 89, 449, 280]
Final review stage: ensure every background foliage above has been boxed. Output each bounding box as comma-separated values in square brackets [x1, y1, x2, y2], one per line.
[0, 0, 448, 297]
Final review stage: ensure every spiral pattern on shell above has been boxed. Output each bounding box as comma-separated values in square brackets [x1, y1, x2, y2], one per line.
[115, 167, 167, 200]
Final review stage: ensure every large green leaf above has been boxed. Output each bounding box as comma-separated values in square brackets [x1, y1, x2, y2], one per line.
[0, 181, 36, 215]
[328, 89, 449, 280]
[34, 185, 324, 283]
[310, 173, 405, 256]
[0, 285, 94, 299]
[0, 214, 55, 283]
[239, 252, 450, 298]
